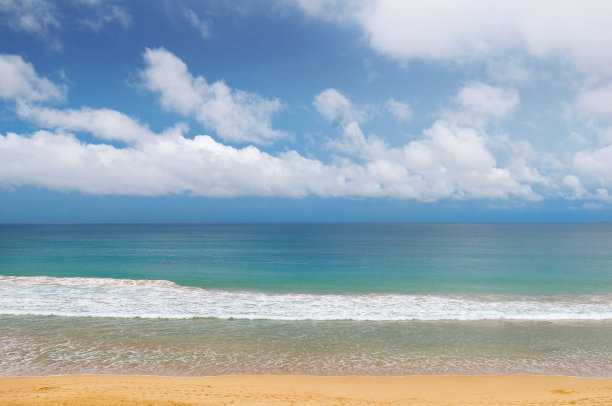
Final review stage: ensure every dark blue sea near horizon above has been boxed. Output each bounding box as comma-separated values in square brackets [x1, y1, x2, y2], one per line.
[1, 223, 611, 377]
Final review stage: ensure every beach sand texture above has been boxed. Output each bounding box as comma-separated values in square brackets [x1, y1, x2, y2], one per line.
[1, 375, 611, 405]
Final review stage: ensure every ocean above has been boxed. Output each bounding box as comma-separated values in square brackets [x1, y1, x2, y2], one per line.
[1, 223, 611, 377]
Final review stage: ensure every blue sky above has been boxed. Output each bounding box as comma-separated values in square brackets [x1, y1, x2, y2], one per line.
[2, 0, 612, 222]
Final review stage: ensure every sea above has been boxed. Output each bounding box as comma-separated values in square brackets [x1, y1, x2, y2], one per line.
[1, 223, 611, 377]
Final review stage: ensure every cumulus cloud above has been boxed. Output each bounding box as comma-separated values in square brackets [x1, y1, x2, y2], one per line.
[1, 101, 541, 201]
[296, 0, 612, 76]
[0, 54, 65, 102]
[568, 83, 612, 196]
[562, 175, 588, 199]
[327, 121, 388, 159]
[384, 98, 412, 122]
[0, 129, 337, 197]
[141, 48, 285, 145]
[499, 138, 555, 187]
[404, 121, 538, 200]
[296, 0, 612, 202]
[315, 89, 539, 201]
[325, 119, 539, 201]
[0, 121, 539, 201]
[573, 145, 612, 186]
[313, 88, 364, 123]
[456, 82, 519, 119]
[0, 51, 543, 203]
[558, 128, 612, 201]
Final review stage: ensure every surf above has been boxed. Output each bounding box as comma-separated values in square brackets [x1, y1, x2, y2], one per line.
[1, 275, 611, 321]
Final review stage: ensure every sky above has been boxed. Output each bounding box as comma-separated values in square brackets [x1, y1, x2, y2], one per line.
[2, 0, 612, 222]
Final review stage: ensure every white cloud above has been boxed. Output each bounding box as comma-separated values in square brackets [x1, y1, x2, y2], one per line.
[0, 0, 132, 50]
[0, 129, 336, 197]
[297, 1, 612, 203]
[326, 117, 539, 201]
[312, 87, 534, 202]
[295, 0, 361, 23]
[403, 120, 538, 201]
[358, 1, 515, 62]
[574, 83, 612, 119]
[486, 58, 532, 83]
[80, 5, 132, 31]
[0, 120, 538, 201]
[562, 175, 587, 199]
[315, 88, 531, 202]
[141, 48, 285, 145]
[183, 8, 211, 39]
[456, 82, 519, 119]
[327, 121, 389, 160]
[593, 188, 612, 202]
[0, 50, 543, 203]
[563, 136, 612, 200]
[0, 98, 541, 202]
[489, 133, 559, 191]
[16, 103, 156, 144]
[296, 0, 612, 77]
[384, 98, 412, 122]
[0, 54, 64, 102]
[0, 0, 59, 36]
[573, 145, 612, 186]
[582, 202, 603, 210]
[559, 138, 612, 202]
[313, 88, 364, 123]
[598, 126, 612, 144]
[563, 174, 582, 190]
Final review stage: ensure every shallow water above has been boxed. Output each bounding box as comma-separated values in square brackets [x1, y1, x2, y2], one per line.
[2, 316, 611, 376]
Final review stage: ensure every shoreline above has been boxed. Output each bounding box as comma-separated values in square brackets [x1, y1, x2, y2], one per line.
[4, 372, 612, 379]
[1, 375, 611, 405]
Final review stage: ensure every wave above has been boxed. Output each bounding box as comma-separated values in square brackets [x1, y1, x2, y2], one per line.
[1, 275, 611, 321]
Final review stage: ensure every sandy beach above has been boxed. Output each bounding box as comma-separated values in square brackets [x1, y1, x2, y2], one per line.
[0, 375, 610, 405]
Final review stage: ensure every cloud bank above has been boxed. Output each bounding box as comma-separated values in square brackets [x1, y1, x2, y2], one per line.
[0, 50, 548, 202]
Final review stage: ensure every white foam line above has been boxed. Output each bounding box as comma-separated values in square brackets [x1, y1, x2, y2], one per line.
[1, 275, 611, 321]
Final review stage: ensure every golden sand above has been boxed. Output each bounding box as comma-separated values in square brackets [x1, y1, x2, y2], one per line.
[1, 375, 611, 405]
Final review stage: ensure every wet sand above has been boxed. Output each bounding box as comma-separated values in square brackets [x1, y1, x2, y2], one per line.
[1, 375, 611, 405]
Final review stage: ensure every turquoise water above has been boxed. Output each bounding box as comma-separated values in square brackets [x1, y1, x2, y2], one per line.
[1, 223, 611, 376]
[3, 223, 612, 294]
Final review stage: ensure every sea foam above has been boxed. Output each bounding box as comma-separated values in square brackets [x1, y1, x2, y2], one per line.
[1, 275, 611, 321]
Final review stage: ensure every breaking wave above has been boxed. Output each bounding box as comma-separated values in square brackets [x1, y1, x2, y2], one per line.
[1, 275, 611, 321]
